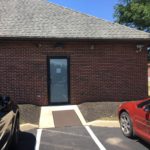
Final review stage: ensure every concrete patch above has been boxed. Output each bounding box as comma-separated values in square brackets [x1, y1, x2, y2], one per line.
[39, 105, 87, 128]
[39, 107, 55, 128]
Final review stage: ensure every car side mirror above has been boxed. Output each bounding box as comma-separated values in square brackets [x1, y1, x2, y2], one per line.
[143, 105, 150, 112]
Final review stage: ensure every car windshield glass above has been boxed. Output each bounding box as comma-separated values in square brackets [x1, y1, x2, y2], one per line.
[138, 100, 150, 108]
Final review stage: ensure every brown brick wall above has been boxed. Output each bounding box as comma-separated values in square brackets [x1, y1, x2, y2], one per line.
[0, 40, 148, 105]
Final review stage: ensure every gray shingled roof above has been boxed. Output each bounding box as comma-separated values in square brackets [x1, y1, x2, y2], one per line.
[0, 0, 150, 40]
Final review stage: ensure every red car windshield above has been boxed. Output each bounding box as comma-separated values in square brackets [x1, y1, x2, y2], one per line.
[137, 99, 150, 108]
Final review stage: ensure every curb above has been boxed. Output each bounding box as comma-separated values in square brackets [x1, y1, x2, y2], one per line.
[87, 120, 120, 128]
[20, 123, 39, 131]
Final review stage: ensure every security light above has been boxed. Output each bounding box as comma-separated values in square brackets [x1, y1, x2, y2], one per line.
[136, 44, 144, 53]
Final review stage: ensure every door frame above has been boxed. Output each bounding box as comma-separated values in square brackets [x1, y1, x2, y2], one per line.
[47, 56, 70, 105]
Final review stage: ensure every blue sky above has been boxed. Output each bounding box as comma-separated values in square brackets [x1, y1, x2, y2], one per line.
[48, 0, 118, 22]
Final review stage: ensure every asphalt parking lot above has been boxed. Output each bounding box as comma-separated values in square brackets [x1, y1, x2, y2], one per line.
[91, 127, 150, 150]
[12, 126, 150, 150]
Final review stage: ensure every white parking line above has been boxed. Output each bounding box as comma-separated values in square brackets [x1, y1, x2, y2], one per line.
[38, 105, 106, 150]
[75, 106, 106, 150]
[85, 126, 106, 150]
[35, 129, 42, 150]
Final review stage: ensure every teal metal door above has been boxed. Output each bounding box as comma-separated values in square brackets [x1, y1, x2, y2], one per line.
[48, 57, 69, 104]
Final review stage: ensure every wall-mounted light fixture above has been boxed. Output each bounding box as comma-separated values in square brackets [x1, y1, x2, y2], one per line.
[54, 42, 64, 49]
[136, 44, 145, 53]
[36, 43, 42, 48]
[147, 46, 150, 51]
[90, 45, 95, 50]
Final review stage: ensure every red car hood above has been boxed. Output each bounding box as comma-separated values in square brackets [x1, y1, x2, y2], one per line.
[122, 98, 150, 106]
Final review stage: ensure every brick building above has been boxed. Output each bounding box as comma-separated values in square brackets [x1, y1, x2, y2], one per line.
[0, 0, 150, 105]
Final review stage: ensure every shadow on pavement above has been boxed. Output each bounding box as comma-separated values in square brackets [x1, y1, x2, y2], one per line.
[138, 138, 150, 150]
[9, 131, 36, 150]
[91, 127, 150, 150]
[130, 136, 150, 150]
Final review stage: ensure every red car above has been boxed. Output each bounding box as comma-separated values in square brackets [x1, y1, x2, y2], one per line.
[118, 98, 150, 142]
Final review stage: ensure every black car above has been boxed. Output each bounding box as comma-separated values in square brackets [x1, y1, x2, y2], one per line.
[0, 96, 19, 150]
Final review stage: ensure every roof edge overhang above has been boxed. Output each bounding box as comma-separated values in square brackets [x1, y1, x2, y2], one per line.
[0, 36, 150, 42]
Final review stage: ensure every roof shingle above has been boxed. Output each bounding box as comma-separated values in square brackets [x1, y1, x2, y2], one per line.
[0, 0, 150, 40]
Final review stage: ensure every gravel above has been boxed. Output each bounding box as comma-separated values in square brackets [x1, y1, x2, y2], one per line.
[78, 102, 123, 122]
[19, 104, 41, 125]
[18, 102, 124, 125]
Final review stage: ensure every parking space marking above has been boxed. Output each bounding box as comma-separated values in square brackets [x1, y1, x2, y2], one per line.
[35, 129, 42, 150]
[85, 126, 106, 150]
[74, 105, 87, 125]
[38, 106, 107, 150]
[43, 128, 89, 138]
